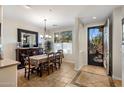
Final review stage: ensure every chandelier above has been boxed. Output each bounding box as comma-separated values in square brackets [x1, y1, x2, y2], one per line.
[41, 19, 51, 40]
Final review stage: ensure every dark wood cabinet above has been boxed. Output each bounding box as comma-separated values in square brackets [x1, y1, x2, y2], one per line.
[16, 47, 43, 69]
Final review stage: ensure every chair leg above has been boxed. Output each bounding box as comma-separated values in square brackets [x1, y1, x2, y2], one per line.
[40, 66, 42, 77]
[54, 63, 57, 70]
[28, 70, 30, 80]
[48, 67, 50, 75]
[59, 62, 61, 69]
[24, 68, 26, 78]
[36, 68, 39, 76]
[31, 69, 34, 74]
[52, 65, 54, 72]
[61, 59, 62, 64]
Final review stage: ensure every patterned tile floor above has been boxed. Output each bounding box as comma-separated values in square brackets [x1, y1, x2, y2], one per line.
[18, 62, 122, 87]
[18, 62, 77, 87]
[81, 65, 107, 75]
[71, 71, 113, 87]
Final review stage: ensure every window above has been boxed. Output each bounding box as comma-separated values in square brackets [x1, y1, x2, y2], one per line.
[54, 31, 72, 54]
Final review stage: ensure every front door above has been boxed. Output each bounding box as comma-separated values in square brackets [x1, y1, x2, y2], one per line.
[88, 26, 104, 67]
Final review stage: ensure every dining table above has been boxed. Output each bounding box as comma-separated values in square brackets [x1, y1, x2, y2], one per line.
[29, 54, 48, 67]
[29, 53, 61, 67]
[29, 54, 49, 77]
[29, 52, 63, 77]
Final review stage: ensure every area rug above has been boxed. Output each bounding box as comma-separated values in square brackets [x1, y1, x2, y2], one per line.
[81, 65, 106, 76]
[71, 71, 115, 87]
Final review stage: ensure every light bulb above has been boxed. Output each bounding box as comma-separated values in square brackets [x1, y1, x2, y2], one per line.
[40, 35, 43, 38]
[48, 36, 52, 38]
[56, 35, 59, 37]
[45, 35, 48, 38]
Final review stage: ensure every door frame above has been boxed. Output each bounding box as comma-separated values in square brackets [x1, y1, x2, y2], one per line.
[87, 25, 104, 66]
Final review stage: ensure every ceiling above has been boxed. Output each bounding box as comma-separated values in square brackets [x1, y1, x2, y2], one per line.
[3, 5, 120, 29]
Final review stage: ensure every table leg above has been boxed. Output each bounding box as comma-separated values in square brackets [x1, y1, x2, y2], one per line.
[39, 63, 43, 77]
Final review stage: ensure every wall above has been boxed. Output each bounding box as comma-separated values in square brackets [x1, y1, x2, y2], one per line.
[0, 6, 1, 22]
[77, 7, 123, 81]
[112, 7, 122, 80]
[2, 17, 43, 60]
[78, 21, 105, 67]
[122, 45, 124, 86]
[0, 6, 2, 57]
[74, 18, 80, 70]
[73, 17, 105, 70]
[78, 22, 85, 69]
[121, 6, 124, 86]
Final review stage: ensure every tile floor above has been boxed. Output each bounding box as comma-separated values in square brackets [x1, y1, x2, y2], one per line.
[18, 62, 122, 87]
[71, 71, 113, 87]
[18, 62, 77, 87]
[81, 65, 107, 75]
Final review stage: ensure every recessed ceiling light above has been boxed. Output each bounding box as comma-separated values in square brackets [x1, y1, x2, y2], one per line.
[92, 17, 96, 19]
[24, 5, 31, 9]
[49, 9, 52, 12]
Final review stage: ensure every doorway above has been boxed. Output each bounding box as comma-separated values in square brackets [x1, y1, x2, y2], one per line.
[88, 26, 104, 67]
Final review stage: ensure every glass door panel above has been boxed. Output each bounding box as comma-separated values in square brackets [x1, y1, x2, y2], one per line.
[88, 26, 104, 66]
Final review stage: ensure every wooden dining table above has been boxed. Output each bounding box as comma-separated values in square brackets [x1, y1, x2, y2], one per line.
[29, 54, 49, 77]
[29, 53, 61, 66]
[29, 54, 48, 67]
[29, 53, 63, 77]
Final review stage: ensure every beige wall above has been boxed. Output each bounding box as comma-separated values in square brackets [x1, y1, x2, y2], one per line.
[121, 6, 124, 86]
[122, 45, 124, 86]
[0, 6, 1, 23]
[112, 7, 123, 80]
[74, 17, 105, 70]
[0, 6, 1, 45]
[78, 21, 105, 67]
[2, 17, 43, 60]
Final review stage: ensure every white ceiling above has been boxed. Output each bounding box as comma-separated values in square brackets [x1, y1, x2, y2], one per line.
[3, 5, 120, 29]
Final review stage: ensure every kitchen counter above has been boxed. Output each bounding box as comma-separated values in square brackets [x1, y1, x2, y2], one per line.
[0, 59, 19, 69]
[0, 59, 19, 87]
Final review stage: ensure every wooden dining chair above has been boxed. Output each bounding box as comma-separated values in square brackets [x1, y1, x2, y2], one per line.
[24, 56, 37, 80]
[44, 52, 54, 75]
[54, 52, 61, 69]
[58, 49, 64, 64]
[38, 48, 43, 55]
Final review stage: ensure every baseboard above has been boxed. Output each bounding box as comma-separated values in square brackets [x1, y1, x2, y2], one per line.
[74, 65, 82, 71]
[63, 59, 75, 63]
[112, 75, 122, 80]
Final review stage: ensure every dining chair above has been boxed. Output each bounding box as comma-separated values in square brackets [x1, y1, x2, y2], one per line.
[54, 52, 61, 69]
[38, 48, 43, 55]
[44, 52, 54, 75]
[32, 51, 37, 55]
[58, 49, 64, 63]
[21, 53, 27, 68]
[24, 56, 38, 80]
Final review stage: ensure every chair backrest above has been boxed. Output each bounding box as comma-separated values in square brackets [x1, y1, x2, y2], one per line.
[58, 49, 63, 53]
[55, 52, 61, 59]
[38, 48, 43, 55]
[43, 49, 48, 54]
[47, 52, 55, 63]
[58, 49, 64, 58]
[32, 51, 37, 55]
[24, 55, 31, 68]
